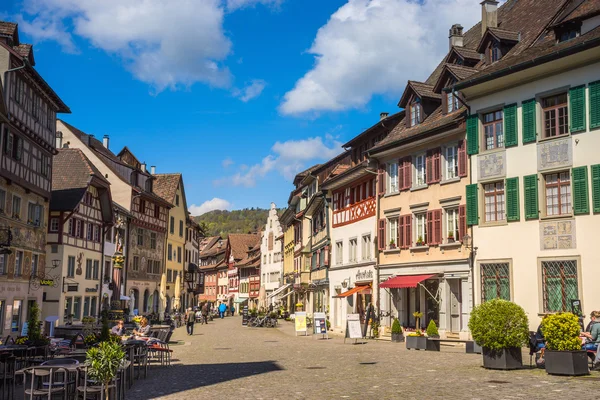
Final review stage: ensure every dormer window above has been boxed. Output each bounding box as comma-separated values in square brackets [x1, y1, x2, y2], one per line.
[490, 42, 501, 63]
[558, 29, 579, 43]
[410, 99, 421, 127]
[145, 179, 152, 192]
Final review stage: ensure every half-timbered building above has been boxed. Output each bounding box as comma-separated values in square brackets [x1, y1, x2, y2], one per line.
[0, 21, 69, 335]
[43, 149, 114, 326]
[186, 216, 201, 308]
[226, 233, 260, 311]
[198, 236, 225, 305]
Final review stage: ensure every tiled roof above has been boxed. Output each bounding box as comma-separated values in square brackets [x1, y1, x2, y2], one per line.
[59, 120, 123, 166]
[555, 0, 600, 26]
[13, 43, 31, 58]
[228, 233, 261, 262]
[453, 46, 481, 61]
[0, 21, 16, 37]
[446, 64, 480, 81]
[342, 111, 404, 148]
[152, 173, 180, 205]
[488, 27, 520, 42]
[409, 81, 441, 100]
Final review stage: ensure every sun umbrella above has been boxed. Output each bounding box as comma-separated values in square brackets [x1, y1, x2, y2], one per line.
[174, 273, 181, 311]
[159, 273, 167, 315]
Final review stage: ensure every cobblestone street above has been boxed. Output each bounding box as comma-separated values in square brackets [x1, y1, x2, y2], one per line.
[126, 317, 600, 400]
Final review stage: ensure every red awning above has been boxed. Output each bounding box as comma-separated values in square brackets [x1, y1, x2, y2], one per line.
[333, 285, 371, 298]
[379, 274, 436, 289]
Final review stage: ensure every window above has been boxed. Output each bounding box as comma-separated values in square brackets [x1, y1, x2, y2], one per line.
[387, 162, 398, 193]
[73, 297, 81, 320]
[14, 251, 22, 277]
[447, 91, 459, 113]
[85, 259, 92, 280]
[150, 232, 157, 250]
[410, 99, 421, 127]
[167, 269, 173, 283]
[414, 154, 426, 186]
[137, 228, 144, 246]
[132, 256, 140, 271]
[176, 194, 180, 206]
[483, 110, 503, 150]
[170, 217, 175, 234]
[93, 260, 99, 280]
[49, 218, 59, 232]
[415, 213, 427, 245]
[445, 145, 458, 180]
[481, 263, 510, 302]
[542, 260, 578, 312]
[26, 203, 42, 226]
[543, 93, 568, 138]
[0, 254, 5, 275]
[0, 188, 5, 213]
[31, 254, 38, 277]
[146, 259, 153, 274]
[558, 29, 579, 43]
[83, 297, 90, 317]
[86, 223, 93, 240]
[67, 256, 75, 278]
[41, 154, 50, 178]
[153, 260, 161, 274]
[336, 241, 343, 265]
[90, 297, 97, 317]
[484, 181, 505, 222]
[179, 220, 183, 237]
[64, 297, 72, 320]
[12, 195, 21, 219]
[490, 41, 501, 63]
[4, 131, 23, 162]
[76, 220, 83, 238]
[545, 171, 571, 216]
[168, 244, 173, 261]
[349, 239, 357, 263]
[446, 208, 459, 242]
[11, 300, 22, 332]
[388, 218, 398, 248]
[94, 225, 100, 242]
[177, 247, 182, 263]
[154, 204, 160, 218]
[362, 235, 371, 260]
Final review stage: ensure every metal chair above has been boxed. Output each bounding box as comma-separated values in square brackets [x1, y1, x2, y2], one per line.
[23, 367, 68, 400]
[132, 344, 148, 379]
[147, 340, 172, 367]
[0, 353, 15, 400]
[75, 366, 113, 400]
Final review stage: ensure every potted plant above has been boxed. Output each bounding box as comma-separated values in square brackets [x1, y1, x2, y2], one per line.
[468, 299, 529, 370]
[413, 311, 423, 329]
[391, 318, 404, 342]
[389, 239, 396, 249]
[447, 231, 455, 243]
[370, 318, 380, 338]
[416, 236, 425, 246]
[542, 312, 589, 376]
[426, 320, 440, 338]
[86, 341, 126, 400]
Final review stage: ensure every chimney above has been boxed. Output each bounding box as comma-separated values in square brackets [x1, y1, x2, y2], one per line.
[449, 24, 464, 49]
[141, 163, 147, 173]
[150, 166, 156, 175]
[103, 135, 109, 149]
[481, 0, 499, 35]
[55, 131, 63, 149]
[380, 112, 389, 120]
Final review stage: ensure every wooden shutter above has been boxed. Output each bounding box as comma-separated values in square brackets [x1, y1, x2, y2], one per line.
[522, 98, 537, 144]
[404, 215, 412, 249]
[398, 216, 404, 249]
[590, 80, 600, 130]
[433, 209, 442, 244]
[466, 184, 478, 226]
[378, 219, 386, 250]
[504, 103, 518, 147]
[466, 114, 479, 155]
[426, 211, 434, 245]
[505, 177, 520, 221]
[378, 165, 385, 196]
[572, 166, 589, 215]
[398, 161, 404, 190]
[426, 151, 433, 184]
[401, 157, 412, 190]
[458, 205, 466, 242]
[592, 164, 600, 213]
[523, 174, 539, 220]
[569, 85, 586, 133]
[432, 148, 441, 183]
[458, 140, 467, 177]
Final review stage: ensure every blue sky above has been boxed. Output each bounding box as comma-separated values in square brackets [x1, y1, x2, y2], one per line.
[3, 0, 483, 215]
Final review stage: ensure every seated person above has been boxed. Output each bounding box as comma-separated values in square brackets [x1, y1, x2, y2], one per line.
[582, 311, 600, 351]
[132, 317, 151, 337]
[111, 319, 125, 336]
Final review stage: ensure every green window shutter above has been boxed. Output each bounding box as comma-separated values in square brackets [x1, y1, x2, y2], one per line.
[522, 98, 537, 144]
[505, 177, 520, 221]
[466, 114, 479, 155]
[504, 104, 518, 147]
[523, 174, 539, 220]
[569, 85, 586, 133]
[572, 166, 589, 214]
[592, 164, 600, 213]
[466, 184, 478, 225]
[590, 80, 600, 130]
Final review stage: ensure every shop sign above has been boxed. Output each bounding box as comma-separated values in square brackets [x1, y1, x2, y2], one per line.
[85, 287, 98, 292]
[355, 269, 373, 282]
[295, 312, 307, 336]
[39, 279, 54, 287]
[313, 312, 328, 338]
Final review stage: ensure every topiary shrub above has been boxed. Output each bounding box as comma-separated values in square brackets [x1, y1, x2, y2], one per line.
[391, 318, 402, 334]
[426, 320, 439, 337]
[542, 312, 581, 351]
[468, 299, 529, 350]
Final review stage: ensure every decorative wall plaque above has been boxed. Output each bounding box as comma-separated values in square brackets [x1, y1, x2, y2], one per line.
[537, 137, 572, 172]
[478, 150, 506, 180]
[540, 219, 576, 250]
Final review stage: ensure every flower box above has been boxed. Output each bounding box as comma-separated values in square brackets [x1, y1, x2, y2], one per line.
[482, 347, 522, 370]
[545, 350, 589, 376]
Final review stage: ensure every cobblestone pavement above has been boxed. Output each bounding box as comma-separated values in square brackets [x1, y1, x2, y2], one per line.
[127, 317, 600, 400]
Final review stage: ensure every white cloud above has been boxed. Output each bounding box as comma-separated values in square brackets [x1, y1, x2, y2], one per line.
[17, 0, 233, 92]
[233, 79, 267, 102]
[222, 157, 235, 168]
[226, 0, 283, 11]
[189, 198, 232, 216]
[215, 135, 343, 187]
[279, 0, 485, 115]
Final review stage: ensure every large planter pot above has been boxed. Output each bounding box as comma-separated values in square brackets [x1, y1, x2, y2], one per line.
[466, 341, 482, 354]
[391, 332, 404, 343]
[406, 336, 427, 350]
[545, 350, 589, 376]
[482, 347, 523, 370]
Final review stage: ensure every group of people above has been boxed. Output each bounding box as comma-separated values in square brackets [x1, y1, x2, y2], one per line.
[183, 301, 235, 336]
[109, 317, 151, 338]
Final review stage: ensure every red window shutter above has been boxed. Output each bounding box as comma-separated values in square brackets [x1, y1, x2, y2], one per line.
[403, 158, 412, 190]
[398, 161, 404, 190]
[378, 219, 386, 250]
[426, 211, 434, 245]
[459, 205, 466, 242]
[434, 209, 442, 244]
[404, 215, 412, 248]
[433, 148, 441, 183]
[378, 165, 385, 196]
[398, 216, 405, 249]
[324, 245, 329, 266]
[458, 140, 467, 177]
[426, 151, 433, 184]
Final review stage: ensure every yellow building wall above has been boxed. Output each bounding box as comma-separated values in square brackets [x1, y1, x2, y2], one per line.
[164, 183, 187, 303]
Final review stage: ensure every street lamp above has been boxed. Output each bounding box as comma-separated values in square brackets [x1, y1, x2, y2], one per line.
[51, 259, 60, 269]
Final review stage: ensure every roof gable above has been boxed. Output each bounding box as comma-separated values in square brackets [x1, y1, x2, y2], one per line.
[398, 81, 441, 108]
[433, 64, 479, 93]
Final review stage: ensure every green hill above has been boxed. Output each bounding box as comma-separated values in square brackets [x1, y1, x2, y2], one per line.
[194, 208, 282, 238]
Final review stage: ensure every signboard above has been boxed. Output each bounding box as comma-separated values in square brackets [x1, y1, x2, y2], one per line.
[345, 313, 363, 343]
[571, 299, 582, 316]
[40, 279, 54, 287]
[313, 312, 328, 338]
[295, 312, 307, 336]
[242, 305, 249, 326]
[21, 322, 29, 337]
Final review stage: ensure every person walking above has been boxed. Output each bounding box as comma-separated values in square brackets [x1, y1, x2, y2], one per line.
[202, 302, 209, 324]
[218, 302, 227, 319]
[185, 307, 195, 336]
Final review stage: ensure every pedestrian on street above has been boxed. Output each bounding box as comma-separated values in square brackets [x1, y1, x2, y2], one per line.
[218, 302, 227, 319]
[185, 307, 195, 335]
[230, 305, 235, 316]
[202, 302, 209, 324]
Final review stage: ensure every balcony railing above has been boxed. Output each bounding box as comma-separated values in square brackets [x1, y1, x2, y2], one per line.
[333, 197, 376, 228]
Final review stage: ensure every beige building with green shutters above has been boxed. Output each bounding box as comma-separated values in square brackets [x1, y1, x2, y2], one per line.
[455, 2, 600, 330]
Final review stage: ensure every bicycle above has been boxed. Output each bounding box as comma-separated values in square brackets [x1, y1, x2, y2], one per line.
[252, 315, 268, 327]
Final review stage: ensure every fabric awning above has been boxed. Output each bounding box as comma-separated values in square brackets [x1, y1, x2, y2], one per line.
[234, 298, 248, 304]
[333, 285, 370, 298]
[379, 274, 437, 289]
[268, 283, 291, 299]
[280, 291, 294, 300]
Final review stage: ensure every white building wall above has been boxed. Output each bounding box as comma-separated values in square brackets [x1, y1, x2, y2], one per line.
[260, 203, 284, 295]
